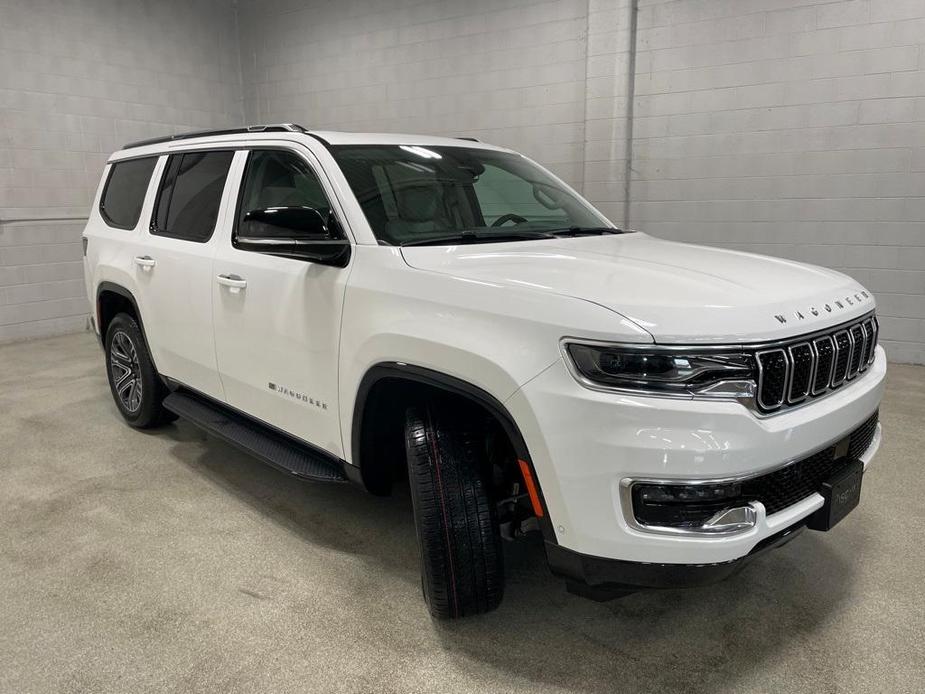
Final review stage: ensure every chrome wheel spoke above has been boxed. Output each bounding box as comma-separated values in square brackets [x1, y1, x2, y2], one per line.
[110, 330, 143, 413]
[111, 361, 132, 387]
[111, 333, 133, 363]
[127, 381, 142, 410]
[117, 376, 135, 398]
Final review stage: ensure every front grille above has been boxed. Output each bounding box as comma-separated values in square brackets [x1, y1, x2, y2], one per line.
[742, 410, 879, 515]
[756, 313, 877, 413]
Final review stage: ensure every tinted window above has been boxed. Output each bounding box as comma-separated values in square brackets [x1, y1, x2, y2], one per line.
[237, 150, 330, 239]
[330, 145, 609, 246]
[152, 151, 233, 242]
[473, 164, 569, 227]
[100, 157, 157, 229]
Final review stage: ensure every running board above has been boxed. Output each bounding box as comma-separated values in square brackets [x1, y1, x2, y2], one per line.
[163, 391, 347, 483]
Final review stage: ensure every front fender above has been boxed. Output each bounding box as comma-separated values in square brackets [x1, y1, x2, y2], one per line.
[338, 245, 651, 463]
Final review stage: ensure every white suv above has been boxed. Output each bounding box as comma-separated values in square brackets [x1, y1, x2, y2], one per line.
[83, 123, 885, 618]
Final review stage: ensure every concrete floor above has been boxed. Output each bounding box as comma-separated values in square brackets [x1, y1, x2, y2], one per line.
[1, 332, 923, 694]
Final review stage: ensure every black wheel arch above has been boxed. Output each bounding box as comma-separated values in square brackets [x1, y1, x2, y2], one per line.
[352, 362, 556, 542]
[96, 282, 164, 381]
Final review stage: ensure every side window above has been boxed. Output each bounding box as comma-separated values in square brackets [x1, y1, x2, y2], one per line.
[99, 157, 157, 230]
[236, 150, 331, 239]
[151, 151, 234, 242]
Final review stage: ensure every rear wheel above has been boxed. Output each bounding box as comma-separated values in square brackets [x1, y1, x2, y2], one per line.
[404, 401, 504, 619]
[104, 313, 174, 428]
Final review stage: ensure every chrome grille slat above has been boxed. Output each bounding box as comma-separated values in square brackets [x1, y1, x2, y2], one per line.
[756, 349, 789, 411]
[858, 320, 872, 372]
[786, 342, 813, 403]
[811, 335, 835, 394]
[831, 330, 851, 386]
[755, 313, 877, 414]
[848, 324, 865, 378]
[869, 317, 879, 364]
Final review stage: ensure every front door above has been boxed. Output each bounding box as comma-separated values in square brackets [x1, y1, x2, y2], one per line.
[211, 147, 351, 457]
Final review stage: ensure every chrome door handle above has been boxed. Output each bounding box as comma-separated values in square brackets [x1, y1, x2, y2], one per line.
[134, 255, 156, 268]
[216, 274, 247, 292]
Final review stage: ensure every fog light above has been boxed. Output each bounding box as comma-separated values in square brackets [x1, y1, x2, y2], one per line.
[632, 482, 748, 530]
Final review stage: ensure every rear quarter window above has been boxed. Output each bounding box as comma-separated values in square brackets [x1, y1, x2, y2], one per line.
[100, 157, 158, 230]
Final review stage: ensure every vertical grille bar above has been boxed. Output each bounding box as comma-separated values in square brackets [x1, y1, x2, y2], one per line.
[849, 324, 866, 376]
[757, 349, 789, 411]
[831, 330, 851, 386]
[847, 324, 864, 379]
[812, 336, 835, 394]
[859, 320, 872, 371]
[787, 343, 813, 403]
[869, 317, 879, 364]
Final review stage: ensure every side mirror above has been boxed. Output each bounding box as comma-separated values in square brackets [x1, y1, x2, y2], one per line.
[237, 206, 350, 267]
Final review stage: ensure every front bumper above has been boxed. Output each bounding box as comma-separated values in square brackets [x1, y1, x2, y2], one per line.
[546, 516, 808, 597]
[505, 346, 886, 567]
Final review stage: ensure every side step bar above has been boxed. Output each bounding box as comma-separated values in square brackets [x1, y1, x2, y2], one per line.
[163, 391, 347, 483]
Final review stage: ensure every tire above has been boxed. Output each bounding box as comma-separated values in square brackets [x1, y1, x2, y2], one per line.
[104, 313, 174, 428]
[404, 401, 504, 619]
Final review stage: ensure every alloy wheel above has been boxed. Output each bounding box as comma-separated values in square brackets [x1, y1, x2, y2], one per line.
[110, 330, 143, 413]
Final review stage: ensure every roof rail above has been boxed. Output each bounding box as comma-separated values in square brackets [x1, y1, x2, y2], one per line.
[122, 123, 308, 150]
[456, 136, 480, 142]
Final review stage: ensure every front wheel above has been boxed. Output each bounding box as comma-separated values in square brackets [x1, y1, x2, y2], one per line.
[405, 402, 504, 619]
[104, 313, 174, 428]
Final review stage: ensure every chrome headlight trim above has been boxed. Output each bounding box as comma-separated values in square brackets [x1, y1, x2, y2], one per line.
[559, 338, 757, 402]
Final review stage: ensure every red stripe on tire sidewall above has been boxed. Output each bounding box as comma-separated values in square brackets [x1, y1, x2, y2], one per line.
[426, 407, 459, 618]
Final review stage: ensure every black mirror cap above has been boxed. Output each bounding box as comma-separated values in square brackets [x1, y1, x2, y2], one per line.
[241, 205, 330, 239]
[237, 207, 351, 267]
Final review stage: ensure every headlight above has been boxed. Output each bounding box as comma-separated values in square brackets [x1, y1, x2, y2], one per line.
[563, 342, 757, 398]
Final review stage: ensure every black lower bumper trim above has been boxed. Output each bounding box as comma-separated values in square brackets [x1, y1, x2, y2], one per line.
[546, 520, 806, 595]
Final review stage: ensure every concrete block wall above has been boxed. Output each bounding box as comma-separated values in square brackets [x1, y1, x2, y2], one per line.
[582, 0, 635, 224]
[630, 0, 925, 364]
[0, 0, 242, 342]
[238, 0, 592, 189]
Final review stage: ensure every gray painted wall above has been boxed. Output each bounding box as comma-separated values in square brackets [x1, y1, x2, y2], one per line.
[2, 0, 923, 364]
[0, 0, 242, 342]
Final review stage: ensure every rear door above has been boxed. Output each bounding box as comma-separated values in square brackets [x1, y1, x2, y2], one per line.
[211, 146, 351, 457]
[132, 149, 235, 399]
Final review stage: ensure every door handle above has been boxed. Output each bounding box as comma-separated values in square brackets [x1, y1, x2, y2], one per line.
[216, 274, 247, 292]
[134, 255, 156, 268]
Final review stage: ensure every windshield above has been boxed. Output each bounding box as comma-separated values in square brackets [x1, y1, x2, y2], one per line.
[329, 144, 617, 246]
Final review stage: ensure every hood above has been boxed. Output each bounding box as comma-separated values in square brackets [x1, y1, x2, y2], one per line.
[400, 233, 875, 344]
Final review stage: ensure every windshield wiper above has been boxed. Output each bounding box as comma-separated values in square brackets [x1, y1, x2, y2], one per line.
[546, 226, 624, 237]
[400, 229, 555, 247]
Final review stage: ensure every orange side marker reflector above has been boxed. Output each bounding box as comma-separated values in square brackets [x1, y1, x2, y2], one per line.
[517, 459, 545, 518]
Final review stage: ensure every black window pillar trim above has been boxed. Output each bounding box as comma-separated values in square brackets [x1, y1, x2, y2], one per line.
[352, 362, 557, 544]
